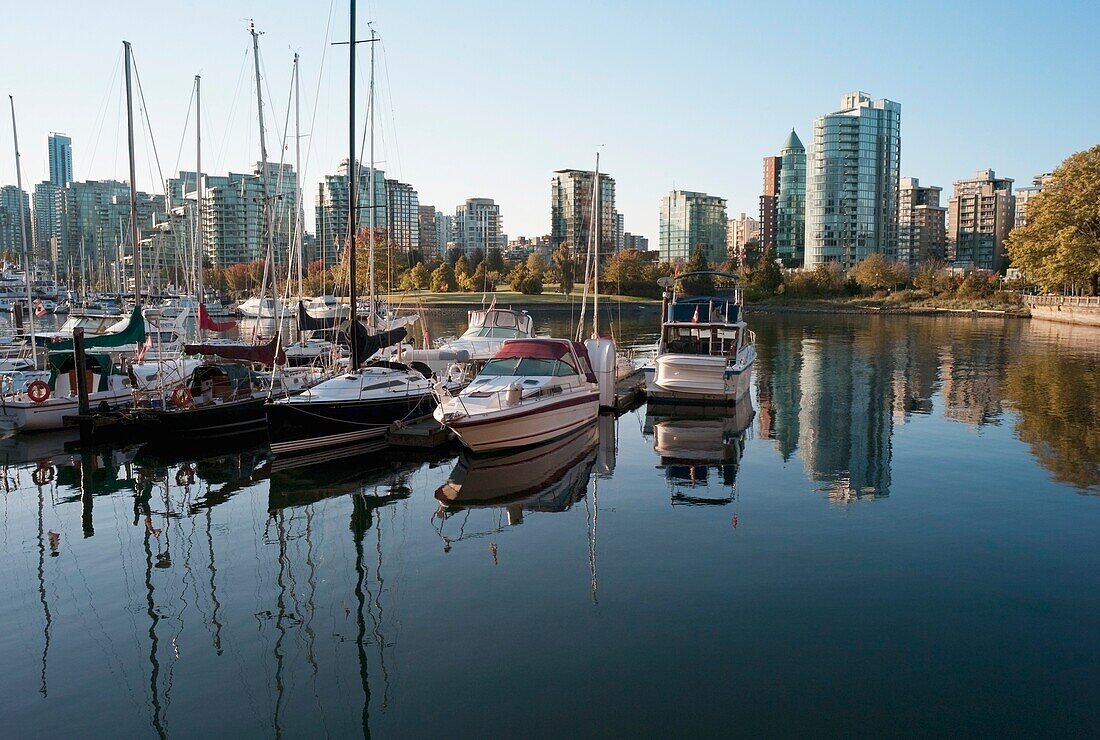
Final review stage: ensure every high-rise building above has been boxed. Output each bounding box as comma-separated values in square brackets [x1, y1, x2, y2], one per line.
[436, 213, 453, 255]
[727, 212, 760, 262]
[776, 129, 806, 266]
[384, 179, 419, 260]
[417, 205, 438, 258]
[759, 155, 781, 252]
[48, 133, 73, 187]
[622, 233, 649, 252]
[898, 177, 946, 266]
[805, 91, 901, 269]
[948, 169, 1015, 271]
[453, 198, 503, 256]
[32, 182, 64, 260]
[315, 160, 387, 266]
[613, 211, 624, 252]
[659, 190, 728, 264]
[550, 169, 616, 257]
[0, 186, 32, 254]
[1013, 172, 1054, 229]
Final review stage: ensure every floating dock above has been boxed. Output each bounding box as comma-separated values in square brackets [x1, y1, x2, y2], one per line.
[608, 369, 647, 412]
[387, 416, 453, 448]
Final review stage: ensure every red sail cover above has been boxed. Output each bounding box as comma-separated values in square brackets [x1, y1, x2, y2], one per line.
[183, 336, 286, 367]
[199, 303, 237, 332]
[494, 339, 573, 360]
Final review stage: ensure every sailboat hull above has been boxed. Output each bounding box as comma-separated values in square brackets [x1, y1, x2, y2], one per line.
[128, 396, 269, 437]
[265, 393, 436, 456]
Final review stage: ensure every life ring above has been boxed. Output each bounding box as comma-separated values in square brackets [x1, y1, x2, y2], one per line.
[27, 380, 51, 404]
[170, 386, 193, 408]
[175, 465, 195, 486]
[32, 462, 55, 486]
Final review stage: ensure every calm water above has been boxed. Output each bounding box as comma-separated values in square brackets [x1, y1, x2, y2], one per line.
[1, 310, 1098, 737]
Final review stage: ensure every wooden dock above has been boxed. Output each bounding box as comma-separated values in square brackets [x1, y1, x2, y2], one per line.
[387, 416, 453, 448]
[608, 370, 647, 412]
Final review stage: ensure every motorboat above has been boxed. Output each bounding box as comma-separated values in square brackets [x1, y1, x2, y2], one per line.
[388, 306, 535, 381]
[434, 338, 601, 453]
[265, 361, 436, 455]
[647, 271, 756, 404]
[236, 295, 290, 319]
[303, 295, 349, 321]
[0, 350, 133, 433]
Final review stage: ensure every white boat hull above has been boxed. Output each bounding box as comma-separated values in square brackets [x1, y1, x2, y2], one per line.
[440, 392, 599, 453]
[0, 389, 133, 432]
[647, 348, 755, 404]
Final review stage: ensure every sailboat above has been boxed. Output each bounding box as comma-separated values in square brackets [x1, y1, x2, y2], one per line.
[266, 4, 436, 457]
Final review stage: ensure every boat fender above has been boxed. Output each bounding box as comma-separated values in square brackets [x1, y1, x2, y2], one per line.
[171, 386, 193, 408]
[27, 380, 51, 404]
[505, 384, 522, 405]
[32, 462, 54, 486]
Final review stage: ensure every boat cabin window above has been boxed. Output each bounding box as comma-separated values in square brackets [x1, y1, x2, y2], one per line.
[664, 325, 740, 356]
[479, 357, 576, 377]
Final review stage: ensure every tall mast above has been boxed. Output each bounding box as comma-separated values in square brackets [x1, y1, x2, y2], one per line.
[592, 152, 600, 338]
[8, 95, 36, 367]
[124, 41, 142, 305]
[195, 74, 204, 340]
[250, 20, 273, 326]
[293, 53, 303, 301]
[347, 0, 360, 367]
[367, 23, 376, 335]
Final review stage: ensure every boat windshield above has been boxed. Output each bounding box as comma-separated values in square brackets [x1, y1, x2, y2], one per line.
[479, 356, 577, 377]
[462, 326, 526, 339]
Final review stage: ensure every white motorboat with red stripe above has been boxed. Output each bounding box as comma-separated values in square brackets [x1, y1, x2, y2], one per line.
[434, 338, 600, 453]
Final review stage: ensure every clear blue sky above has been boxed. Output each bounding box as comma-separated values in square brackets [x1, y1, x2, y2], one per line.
[2, 0, 1097, 244]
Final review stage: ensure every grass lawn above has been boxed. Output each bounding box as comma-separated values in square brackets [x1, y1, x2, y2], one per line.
[378, 288, 659, 306]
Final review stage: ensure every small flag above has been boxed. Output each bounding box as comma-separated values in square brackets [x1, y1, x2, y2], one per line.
[135, 334, 152, 363]
[34, 300, 47, 318]
[691, 306, 699, 324]
[487, 294, 497, 312]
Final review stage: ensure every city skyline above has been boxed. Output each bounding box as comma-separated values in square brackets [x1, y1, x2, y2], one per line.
[1, 0, 1097, 246]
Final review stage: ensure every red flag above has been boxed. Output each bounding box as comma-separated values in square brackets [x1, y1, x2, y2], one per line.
[691, 306, 699, 324]
[199, 303, 236, 332]
[34, 300, 47, 318]
[135, 334, 152, 363]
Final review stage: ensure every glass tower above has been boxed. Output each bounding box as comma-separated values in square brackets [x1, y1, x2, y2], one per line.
[48, 133, 73, 187]
[805, 92, 901, 269]
[659, 190, 728, 264]
[776, 129, 806, 266]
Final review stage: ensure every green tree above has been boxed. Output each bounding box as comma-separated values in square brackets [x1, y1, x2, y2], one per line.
[526, 252, 547, 279]
[745, 244, 782, 297]
[680, 246, 714, 295]
[430, 262, 457, 292]
[604, 248, 658, 297]
[1007, 144, 1100, 294]
[850, 253, 908, 292]
[465, 261, 493, 292]
[508, 263, 529, 292]
[454, 255, 471, 292]
[486, 247, 505, 273]
[552, 244, 575, 294]
[401, 262, 429, 291]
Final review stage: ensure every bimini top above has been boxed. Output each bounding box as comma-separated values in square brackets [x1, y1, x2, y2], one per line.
[492, 339, 597, 383]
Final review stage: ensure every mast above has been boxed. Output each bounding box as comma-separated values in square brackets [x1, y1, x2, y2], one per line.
[8, 95, 36, 367]
[195, 74, 204, 340]
[367, 23, 377, 336]
[123, 41, 142, 305]
[347, 0, 360, 367]
[591, 152, 600, 338]
[250, 20, 273, 329]
[293, 53, 303, 302]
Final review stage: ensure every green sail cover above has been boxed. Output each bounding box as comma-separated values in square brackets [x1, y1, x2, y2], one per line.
[47, 306, 146, 351]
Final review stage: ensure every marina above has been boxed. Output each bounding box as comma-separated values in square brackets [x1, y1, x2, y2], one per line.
[1, 310, 1098, 736]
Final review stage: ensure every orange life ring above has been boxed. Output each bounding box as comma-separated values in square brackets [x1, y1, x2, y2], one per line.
[27, 380, 51, 404]
[170, 386, 193, 408]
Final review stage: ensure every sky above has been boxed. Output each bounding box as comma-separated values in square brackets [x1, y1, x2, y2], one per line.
[1, 0, 1098, 245]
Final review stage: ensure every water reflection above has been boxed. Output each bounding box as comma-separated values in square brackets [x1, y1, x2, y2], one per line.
[645, 401, 754, 505]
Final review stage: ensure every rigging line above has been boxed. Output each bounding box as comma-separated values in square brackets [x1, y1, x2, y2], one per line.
[171, 82, 196, 183]
[131, 50, 168, 199]
[379, 40, 402, 181]
[87, 48, 125, 178]
[214, 46, 251, 176]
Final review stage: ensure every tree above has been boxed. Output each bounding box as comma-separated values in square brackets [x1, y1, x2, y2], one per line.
[401, 262, 429, 291]
[604, 248, 658, 297]
[1007, 144, 1100, 294]
[430, 262, 456, 292]
[553, 244, 575, 295]
[508, 263, 529, 292]
[467, 248, 485, 270]
[445, 247, 464, 268]
[680, 246, 714, 295]
[526, 252, 547, 278]
[465, 261, 493, 292]
[744, 244, 782, 297]
[850, 253, 908, 292]
[454, 255, 471, 292]
[486, 247, 505, 273]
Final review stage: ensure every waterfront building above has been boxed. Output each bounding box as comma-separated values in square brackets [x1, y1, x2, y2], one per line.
[947, 169, 1015, 271]
[623, 232, 649, 252]
[417, 205, 439, 257]
[0, 186, 32, 254]
[550, 169, 616, 256]
[1013, 172, 1054, 229]
[453, 198, 503, 256]
[776, 129, 806, 266]
[48, 133, 73, 187]
[727, 212, 760, 263]
[437, 213, 454, 256]
[32, 182, 64, 260]
[898, 177, 947, 266]
[759, 155, 781, 252]
[804, 91, 902, 269]
[659, 190, 728, 264]
[385, 179, 419, 260]
[614, 211, 624, 252]
[315, 160, 387, 267]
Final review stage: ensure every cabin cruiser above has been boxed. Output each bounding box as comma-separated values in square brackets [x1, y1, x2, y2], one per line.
[236, 295, 290, 319]
[266, 361, 436, 455]
[434, 338, 601, 453]
[647, 271, 756, 405]
[0, 351, 133, 433]
[388, 306, 535, 382]
[303, 295, 350, 321]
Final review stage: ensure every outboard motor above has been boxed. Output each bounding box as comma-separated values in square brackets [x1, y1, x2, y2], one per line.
[585, 337, 617, 409]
